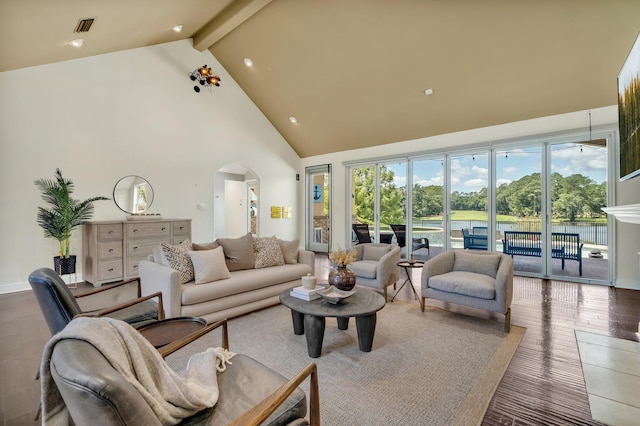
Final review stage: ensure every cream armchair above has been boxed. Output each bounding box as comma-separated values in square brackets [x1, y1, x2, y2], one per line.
[348, 243, 401, 299]
[421, 250, 514, 332]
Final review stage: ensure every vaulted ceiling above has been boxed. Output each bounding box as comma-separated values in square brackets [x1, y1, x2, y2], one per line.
[2, 0, 639, 158]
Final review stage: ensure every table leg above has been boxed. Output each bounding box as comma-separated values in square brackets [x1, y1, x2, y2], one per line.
[390, 277, 410, 302]
[337, 317, 349, 330]
[355, 313, 377, 352]
[290, 310, 304, 335]
[304, 314, 325, 358]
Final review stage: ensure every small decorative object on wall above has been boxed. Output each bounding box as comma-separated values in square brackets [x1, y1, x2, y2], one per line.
[189, 64, 221, 93]
[34, 168, 110, 275]
[271, 206, 282, 218]
[282, 206, 292, 218]
[328, 247, 357, 291]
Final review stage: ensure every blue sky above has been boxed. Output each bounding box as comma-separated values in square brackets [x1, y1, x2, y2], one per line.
[385, 143, 607, 193]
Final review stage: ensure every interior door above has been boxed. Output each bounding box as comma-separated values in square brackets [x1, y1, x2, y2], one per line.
[306, 165, 331, 253]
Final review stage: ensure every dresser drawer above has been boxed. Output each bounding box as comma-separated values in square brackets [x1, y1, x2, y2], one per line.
[172, 235, 191, 245]
[98, 241, 123, 260]
[98, 224, 122, 240]
[126, 222, 171, 239]
[127, 240, 161, 257]
[172, 221, 191, 236]
[126, 258, 146, 277]
[98, 260, 123, 281]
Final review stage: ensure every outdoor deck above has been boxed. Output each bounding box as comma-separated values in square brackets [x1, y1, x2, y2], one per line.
[410, 245, 608, 281]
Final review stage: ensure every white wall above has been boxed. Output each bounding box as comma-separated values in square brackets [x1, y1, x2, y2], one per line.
[300, 107, 640, 289]
[0, 39, 302, 292]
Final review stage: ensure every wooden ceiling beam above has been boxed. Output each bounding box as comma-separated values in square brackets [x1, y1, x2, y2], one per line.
[192, 0, 272, 51]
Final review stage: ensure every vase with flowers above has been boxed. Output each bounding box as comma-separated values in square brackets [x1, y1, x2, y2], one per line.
[328, 247, 358, 291]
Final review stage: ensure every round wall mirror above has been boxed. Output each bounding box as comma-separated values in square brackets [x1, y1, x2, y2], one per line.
[113, 175, 154, 214]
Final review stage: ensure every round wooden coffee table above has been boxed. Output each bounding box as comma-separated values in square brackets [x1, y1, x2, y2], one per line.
[279, 287, 385, 358]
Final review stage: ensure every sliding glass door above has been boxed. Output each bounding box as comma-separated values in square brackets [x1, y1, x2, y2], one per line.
[351, 162, 407, 247]
[345, 130, 611, 284]
[412, 158, 444, 259]
[449, 153, 488, 250]
[495, 147, 543, 275]
[549, 141, 608, 281]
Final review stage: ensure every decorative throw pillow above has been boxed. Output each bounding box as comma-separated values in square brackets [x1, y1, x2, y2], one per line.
[216, 233, 255, 271]
[453, 251, 502, 278]
[362, 245, 390, 261]
[278, 239, 299, 264]
[192, 241, 220, 251]
[187, 246, 231, 284]
[254, 236, 285, 269]
[161, 239, 194, 284]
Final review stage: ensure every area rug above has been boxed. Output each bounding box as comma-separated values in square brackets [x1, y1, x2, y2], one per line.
[167, 301, 525, 426]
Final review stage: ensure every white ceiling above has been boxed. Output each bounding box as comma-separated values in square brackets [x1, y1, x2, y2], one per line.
[2, 0, 639, 158]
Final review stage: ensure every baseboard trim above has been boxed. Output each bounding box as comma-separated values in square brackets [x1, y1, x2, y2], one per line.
[0, 281, 30, 294]
[614, 279, 640, 290]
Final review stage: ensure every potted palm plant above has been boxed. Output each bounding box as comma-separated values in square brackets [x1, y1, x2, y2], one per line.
[35, 168, 110, 274]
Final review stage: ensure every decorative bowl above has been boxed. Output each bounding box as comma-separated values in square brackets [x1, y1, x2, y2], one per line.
[317, 286, 355, 304]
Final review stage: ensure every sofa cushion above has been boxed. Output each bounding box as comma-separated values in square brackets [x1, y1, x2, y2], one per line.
[161, 240, 194, 284]
[216, 233, 255, 272]
[192, 241, 220, 251]
[278, 239, 299, 264]
[180, 263, 313, 305]
[253, 236, 285, 269]
[362, 245, 390, 261]
[453, 251, 501, 278]
[187, 246, 231, 284]
[349, 261, 377, 279]
[429, 271, 496, 300]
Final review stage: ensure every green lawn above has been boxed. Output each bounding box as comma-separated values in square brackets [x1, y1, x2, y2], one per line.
[418, 211, 517, 222]
[417, 210, 606, 223]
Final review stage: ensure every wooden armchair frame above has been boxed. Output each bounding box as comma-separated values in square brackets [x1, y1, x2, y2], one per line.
[160, 319, 320, 426]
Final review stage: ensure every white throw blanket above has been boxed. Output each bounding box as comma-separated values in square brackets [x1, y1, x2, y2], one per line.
[40, 316, 235, 425]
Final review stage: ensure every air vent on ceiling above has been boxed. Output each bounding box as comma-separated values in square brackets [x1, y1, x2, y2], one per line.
[74, 18, 95, 33]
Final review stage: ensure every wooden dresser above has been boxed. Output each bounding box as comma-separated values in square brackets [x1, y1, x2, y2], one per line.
[82, 219, 191, 287]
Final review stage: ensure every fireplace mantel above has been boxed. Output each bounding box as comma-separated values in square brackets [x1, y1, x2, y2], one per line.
[601, 204, 640, 224]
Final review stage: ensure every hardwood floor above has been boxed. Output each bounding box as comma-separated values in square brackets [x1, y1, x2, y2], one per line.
[0, 263, 638, 425]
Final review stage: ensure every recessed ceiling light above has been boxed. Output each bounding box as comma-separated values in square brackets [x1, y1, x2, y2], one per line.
[289, 116, 298, 123]
[244, 58, 254, 67]
[424, 88, 434, 95]
[68, 38, 84, 47]
[172, 25, 183, 33]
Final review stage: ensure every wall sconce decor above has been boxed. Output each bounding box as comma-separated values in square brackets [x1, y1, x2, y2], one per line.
[189, 65, 221, 93]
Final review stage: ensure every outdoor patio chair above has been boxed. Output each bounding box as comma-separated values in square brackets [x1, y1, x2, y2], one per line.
[390, 224, 430, 255]
[352, 223, 373, 244]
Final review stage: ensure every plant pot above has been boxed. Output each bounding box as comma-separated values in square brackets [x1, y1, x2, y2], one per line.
[54, 255, 77, 275]
[328, 265, 356, 291]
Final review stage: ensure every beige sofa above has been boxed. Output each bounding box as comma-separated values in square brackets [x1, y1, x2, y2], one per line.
[139, 234, 314, 323]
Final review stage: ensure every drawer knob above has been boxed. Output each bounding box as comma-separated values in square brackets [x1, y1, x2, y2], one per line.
[108, 249, 114, 253]
[108, 230, 113, 234]
[161, 227, 166, 231]
[133, 265, 138, 269]
[180, 226, 184, 230]
[108, 268, 114, 272]
[133, 246, 138, 250]
[133, 229, 138, 232]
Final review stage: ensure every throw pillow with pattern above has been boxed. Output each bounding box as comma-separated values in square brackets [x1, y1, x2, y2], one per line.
[253, 236, 285, 269]
[161, 239, 194, 284]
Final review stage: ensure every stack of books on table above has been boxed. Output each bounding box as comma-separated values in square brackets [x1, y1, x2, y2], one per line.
[290, 286, 321, 301]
